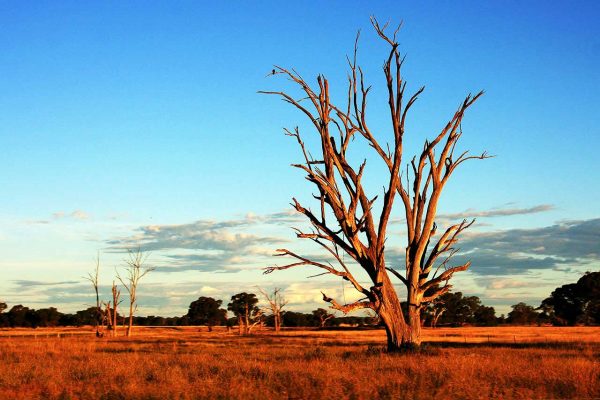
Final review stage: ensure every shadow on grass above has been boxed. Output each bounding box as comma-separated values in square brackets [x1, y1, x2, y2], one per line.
[424, 341, 596, 350]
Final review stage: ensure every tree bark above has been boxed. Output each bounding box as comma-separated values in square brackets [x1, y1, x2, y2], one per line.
[274, 313, 280, 333]
[378, 279, 410, 351]
[244, 305, 250, 335]
[407, 306, 422, 347]
[112, 306, 118, 337]
[111, 282, 120, 338]
[127, 304, 133, 337]
[105, 303, 113, 332]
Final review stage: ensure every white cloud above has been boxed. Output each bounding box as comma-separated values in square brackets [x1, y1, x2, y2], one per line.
[438, 204, 554, 220]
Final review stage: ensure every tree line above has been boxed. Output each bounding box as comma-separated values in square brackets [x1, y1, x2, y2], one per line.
[1, 271, 597, 329]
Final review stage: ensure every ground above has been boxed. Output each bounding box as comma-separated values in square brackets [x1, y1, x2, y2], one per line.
[0, 326, 598, 399]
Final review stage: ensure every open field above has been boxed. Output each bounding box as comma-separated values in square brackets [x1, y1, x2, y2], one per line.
[0, 326, 598, 399]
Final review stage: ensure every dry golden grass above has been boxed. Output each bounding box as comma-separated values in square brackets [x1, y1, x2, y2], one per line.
[0, 326, 598, 399]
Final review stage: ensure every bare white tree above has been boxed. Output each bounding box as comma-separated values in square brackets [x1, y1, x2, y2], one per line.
[258, 287, 289, 333]
[84, 252, 103, 338]
[103, 281, 122, 337]
[117, 248, 154, 337]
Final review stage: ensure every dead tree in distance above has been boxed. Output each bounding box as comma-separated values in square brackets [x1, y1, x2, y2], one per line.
[111, 281, 122, 336]
[117, 248, 154, 337]
[104, 281, 122, 337]
[261, 18, 490, 350]
[312, 308, 335, 328]
[84, 252, 103, 338]
[258, 287, 288, 333]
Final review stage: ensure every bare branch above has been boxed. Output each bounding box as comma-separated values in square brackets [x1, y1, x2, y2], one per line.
[117, 248, 154, 337]
[321, 291, 375, 314]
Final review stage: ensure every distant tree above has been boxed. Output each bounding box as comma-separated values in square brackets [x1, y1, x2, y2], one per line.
[540, 284, 581, 325]
[473, 305, 497, 326]
[147, 316, 167, 326]
[422, 293, 446, 328]
[312, 308, 335, 328]
[74, 307, 102, 326]
[226, 316, 238, 330]
[507, 302, 539, 325]
[423, 291, 496, 327]
[496, 314, 506, 325]
[7, 305, 31, 327]
[331, 315, 367, 327]
[227, 292, 261, 335]
[166, 316, 183, 326]
[535, 303, 554, 325]
[0, 302, 7, 327]
[579, 272, 600, 324]
[84, 253, 103, 337]
[433, 292, 480, 326]
[104, 281, 122, 337]
[133, 315, 167, 326]
[540, 271, 600, 326]
[34, 307, 62, 327]
[117, 248, 155, 337]
[186, 296, 227, 331]
[281, 311, 312, 327]
[258, 288, 288, 333]
[59, 313, 78, 326]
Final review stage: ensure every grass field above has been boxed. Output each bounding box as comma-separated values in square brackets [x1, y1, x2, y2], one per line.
[0, 326, 598, 399]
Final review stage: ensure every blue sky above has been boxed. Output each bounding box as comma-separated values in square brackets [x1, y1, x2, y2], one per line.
[1, 1, 599, 316]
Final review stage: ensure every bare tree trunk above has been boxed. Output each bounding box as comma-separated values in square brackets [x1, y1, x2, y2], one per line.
[378, 282, 409, 351]
[247, 314, 263, 334]
[258, 287, 288, 334]
[407, 307, 422, 347]
[105, 302, 113, 332]
[406, 275, 422, 347]
[113, 310, 118, 336]
[258, 288, 288, 333]
[86, 253, 102, 338]
[432, 309, 444, 329]
[117, 249, 153, 338]
[237, 316, 243, 335]
[111, 282, 120, 337]
[127, 303, 134, 337]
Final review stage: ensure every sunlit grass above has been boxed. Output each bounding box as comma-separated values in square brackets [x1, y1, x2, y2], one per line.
[0, 326, 598, 399]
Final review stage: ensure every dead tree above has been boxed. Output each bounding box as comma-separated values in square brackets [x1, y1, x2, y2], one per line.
[104, 302, 112, 329]
[313, 308, 335, 328]
[258, 287, 289, 333]
[432, 308, 445, 329]
[261, 18, 490, 350]
[117, 248, 154, 337]
[103, 282, 122, 337]
[247, 310, 264, 334]
[84, 253, 103, 338]
[111, 281, 122, 336]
